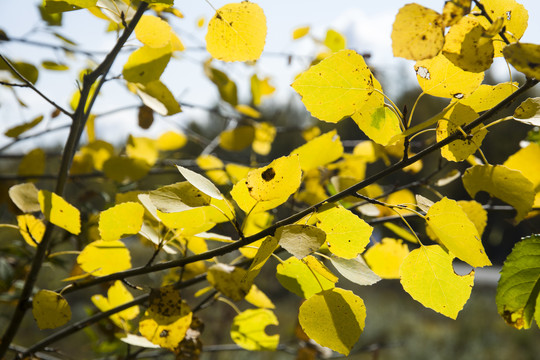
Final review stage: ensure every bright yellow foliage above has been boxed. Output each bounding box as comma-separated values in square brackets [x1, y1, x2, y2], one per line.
[290, 130, 343, 171]
[157, 131, 187, 151]
[91, 281, 139, 330]
[19, 148, 45, 178]
[292, 50, 377, 123]
[205, 2, 266, 62]
[231, 309, 279, 350]
[455, 82, 517, 112]
[441, 0, 471, 27]
[415, 53, 484, 98]
[219, 125, 255, 151]
[207, 263, 250, 301]
[245, 285, 275, 309]
[391, 3, 444, 60]
[299, 288, 366, 355]
[292, 26, 310, 40]
[504, 143, 540, 190]
[77, 240, 131, 276]
[458, 200, 487, 237]
[32, 290, 71, 330]
[126, 136, 158, 166]
[99, 202, 144, 241]
[246, 155, 302, 201]
[135, 15, 172, 48]
[364, 238, 409, 279]
[275, 224, 326, 259]
[251, 74, 275, 106]
[122, 44, 172, 84]
[17, 214, 45, 247]
[38, 190, 80, 235]
[426, 197, 491, 267]
[133, 80, 182, 116]
[276, 255, 337, 298]
[252, 122, 276, 156]
[503, 43, 540, 80]
[231, 178, 290, 214]
[197, 154, 229, 186]
[400, 245, 474, 319]
[324, 29, 346, 52]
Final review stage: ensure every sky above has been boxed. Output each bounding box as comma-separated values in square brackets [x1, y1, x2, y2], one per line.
[0, 0, 539, 152]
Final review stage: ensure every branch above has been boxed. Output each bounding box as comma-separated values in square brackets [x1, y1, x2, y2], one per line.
[0, 55, 72, 117]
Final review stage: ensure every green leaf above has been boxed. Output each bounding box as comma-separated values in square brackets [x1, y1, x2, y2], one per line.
[298, 288, 366, 355]
[496, 235, 540, 329]
[231, 309, 279, 351]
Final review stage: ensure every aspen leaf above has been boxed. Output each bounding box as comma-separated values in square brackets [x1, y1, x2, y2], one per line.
[231, 309, 279, 351]
[315, 205, 372, 259]
[245, 285, 275, 309]
[43, 0, 96, 13]
[32, 290, 71, 330]
[276, 224, 326, 259]
[91, 281, 139, 329]
[513, 97, 540, 126]
[291, 50, 376, 123]
[134, 80, 181, 116]
[503, 43, 540, 79]
[504, 143, 540, 189]
[17, 214, 45, 247]
[384, 222, 419, 244]
[99, 202, 144, 241]
[205, 2, 266, 62]
[139, 291, 192, 350]
[400, 245, 474, 319]
[276, 256, 337, 299]
[38, 190, 80, 235]
[415, 53, 484, 98]
[252, 122, 276, 156]
[383, 189, 416, 216]
[135, 15, 172, 48]
[103, 156, 151, 182]
[204, 61, 238, 106]
[4, 115, 43, 138]
[436, 103, 486, 162]
[292, 26, 310, 40]
[235, 104, 260, 119]
[80, 140, 114, 171]
[126, 136, 158, 166]
[455, 82, 517, 112]
[330, 255, 381, 286]
[476, 0, 528, 56]
[197, 155, 229, 186]
[442, 16, 494, 72]
[156, 208, 210, 231]
[457, 200, 487, 237]
[120, 334, 160, 349]
[391, 3, 444, 60]
[324, 29, 346, 52]
[496, 235, 540, 329]
[19, 148, 45, 178]
[41, 60, 68, 71]
[251, 74, 275, 106]
[207, 263, 251, 301]
[290, 130, 343, 171]
[244, 236, 279, 286]
[246, 155, 302, 202]
[77, 240, 131, 276]
[9, 182, 40, 213]
[462, 165, 535, 223]
[149, 182, 211, 213]
[176, 164, 223, 200]
[364, 238, 410, 279]
[426, 197, 491, 267]
[441, 0, 471, 27]
[299, 288, 366, 355]
[122, 45, 172, 84]
[219, 125, 255, 151]
[157, 131, 187, 151]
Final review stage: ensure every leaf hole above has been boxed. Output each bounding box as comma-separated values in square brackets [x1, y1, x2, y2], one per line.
[261, 168, 276, 181]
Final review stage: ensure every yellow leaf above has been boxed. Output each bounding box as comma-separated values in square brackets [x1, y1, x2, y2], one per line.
[170, 31, 185, 52]
[457, 200, 487, 237]
[251, 74, 275, 106]
[503, 43, 540, 81]
[301, 126, 321, 142]
[204, 60, 238, 105]
[384, 222, 419, 243]
[133, 80, 181, 116]
[462, 165, 535, 223]
[99, 202, 144, 241]
[513, 97, 540, 126]
[276, 255, 337, 298]
[32, 290, 71, 330]
[246, 155, 302, 202]
[157, 131, 187, 151]
[150, 181, 212, 213]
[454, 82, 517, 112]
[176, 164, 223, 200]
[205, 2, 267, 62]
[91, 280, 139, 329]
[330, 255, 381, 285]
[9, 182, 41, 213]
[244, 236, 279, 285]
[415, 53, 484, 98]
[436, 103, 486, 162]
[391, 3, 444, 60]
[381, 189, 416, 216]
[504, 143, 540, 190]
[240, 212, 273, 258]
[231, 309, 279, 350]
[18, 148, 45, 178]
[276, 224, 326, 259]
[156, 208, 211, 231]
[442, 16, 494, 72]
[252, 122, 276, 156]
[426, 197, 491, 267]
[17, 214, 45, 247]
[292, 26, 310, 40]
[80, 140, 114, 171]
[219, 125, 255, 151]
[364, 238, 409, 279]
[290, 130, 343, 171]
[231, 178, 289, 214]
[135, 15, 172, 48]
[207, 263, 250, 301]
[299, 288, 366, 355]
[291, 50, 377, 123]
[77, 240, 131, 276]
[103, 156, 151, 183]
[400, 245, 474, 319]
[197, 154, 229, 186]
[294, 168, 329, 206]
[38, 190, 80, 235]
[324, 29, 346, 52]
[245, 285, 275, 309]
[196, 16, 205, 28]
[475, 0, 528, 57]
[126, 135, 158, 166]
[441, 0, 471, 27]
[122, 44, 172, 84]
[316, 205, 372, 259]
[235, 104, 260, 118]
[4, 115, 43, 138]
